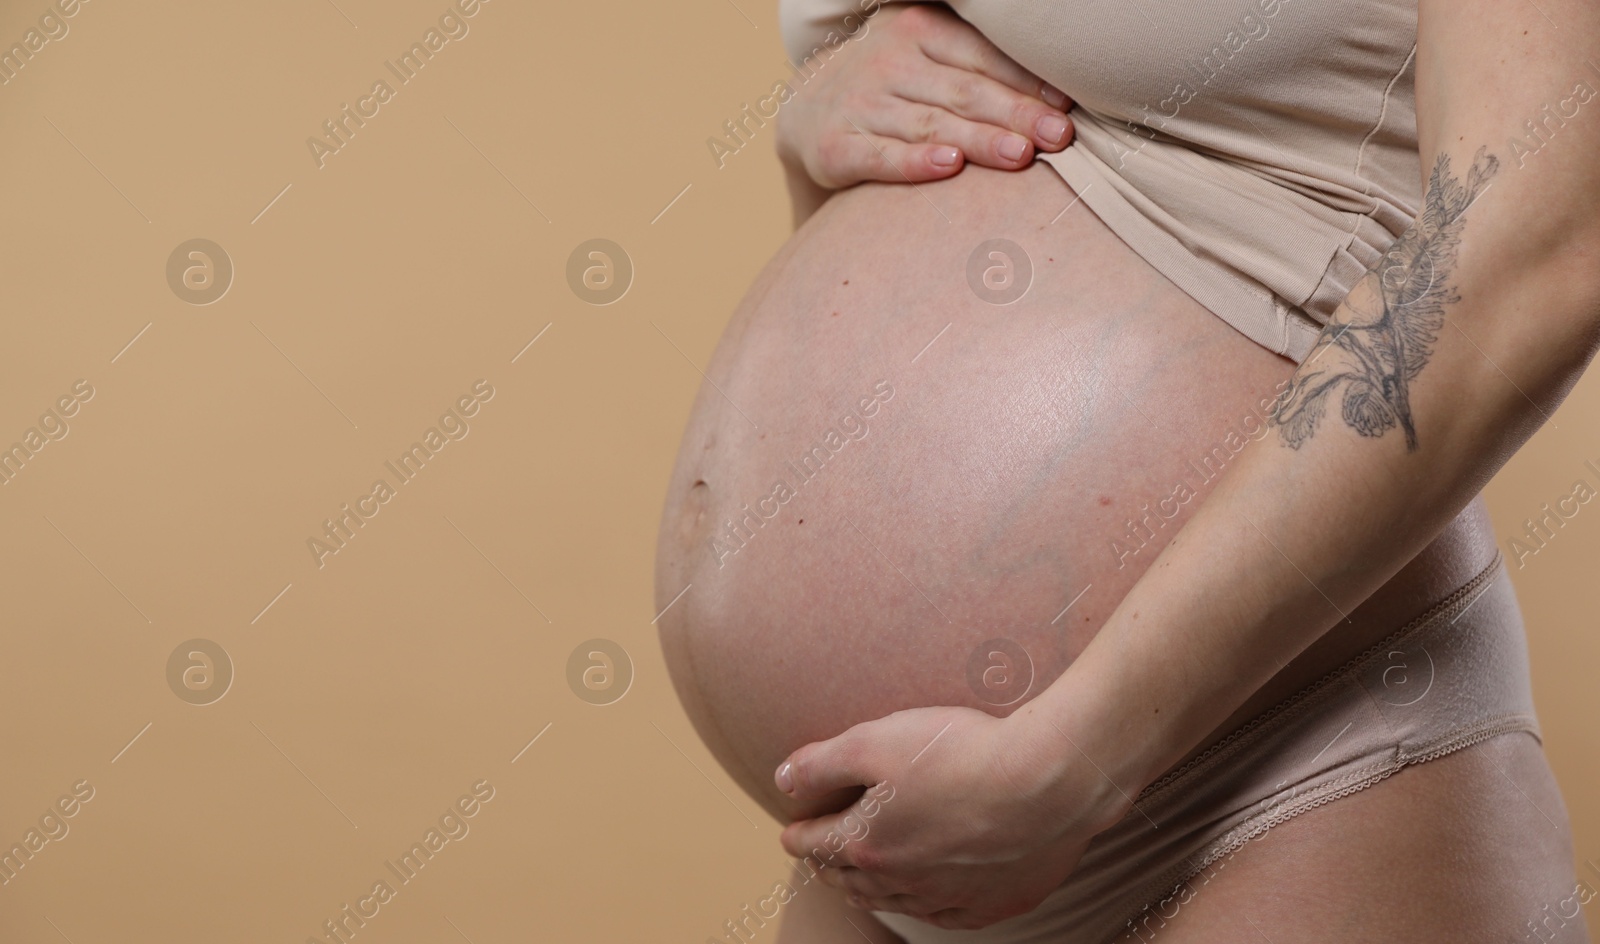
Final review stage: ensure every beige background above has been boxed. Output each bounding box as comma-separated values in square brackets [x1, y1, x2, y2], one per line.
[0, 1, 1592, 941]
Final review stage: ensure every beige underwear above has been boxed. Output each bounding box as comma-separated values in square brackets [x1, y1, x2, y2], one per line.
[874, 555, 1540, 944]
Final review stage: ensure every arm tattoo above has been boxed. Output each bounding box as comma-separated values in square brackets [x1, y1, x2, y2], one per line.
[1271, 146, 1500, 451]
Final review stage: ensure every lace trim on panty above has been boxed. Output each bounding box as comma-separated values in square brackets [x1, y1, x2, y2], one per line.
[1135, 552, 1504, 804]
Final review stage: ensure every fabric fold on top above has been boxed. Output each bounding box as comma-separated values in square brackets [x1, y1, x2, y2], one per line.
[777, 0, 1427, 362]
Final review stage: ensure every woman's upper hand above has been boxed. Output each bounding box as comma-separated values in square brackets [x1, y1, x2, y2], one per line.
[773, 704, 1134, 930]
[775, 4, 1075, 191]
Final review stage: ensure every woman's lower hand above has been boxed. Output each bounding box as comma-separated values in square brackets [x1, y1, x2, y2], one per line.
[775, 4, 1074, 191]
[774, 704, 1133, 930]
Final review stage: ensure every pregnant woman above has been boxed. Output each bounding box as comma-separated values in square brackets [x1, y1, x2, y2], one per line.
[656, 1, 1600, 941]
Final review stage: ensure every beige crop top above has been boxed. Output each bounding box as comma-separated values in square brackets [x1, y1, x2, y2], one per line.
[779, 0, 1425, 362]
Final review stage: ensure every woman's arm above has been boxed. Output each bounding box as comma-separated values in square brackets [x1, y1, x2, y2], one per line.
[1018, 0, 1600, 806]
[773, 0, 1600, 928]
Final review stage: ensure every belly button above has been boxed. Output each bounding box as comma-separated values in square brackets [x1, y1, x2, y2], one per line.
[679, 479, 711, 544]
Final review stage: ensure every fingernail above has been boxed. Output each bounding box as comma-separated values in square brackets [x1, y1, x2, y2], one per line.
[1040, 84, 1068, 110]
[1037, 115, 1069, 146]
[776, 761, 794, 793]
[930, 146, 960, 167]
[998, 134, 1028, 161]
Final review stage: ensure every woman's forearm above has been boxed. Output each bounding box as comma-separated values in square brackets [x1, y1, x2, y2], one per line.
[1017, 137, 1600, 801]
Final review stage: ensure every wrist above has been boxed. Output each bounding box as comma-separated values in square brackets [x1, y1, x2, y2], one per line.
[1002, 689, 1144, 839]
[1008, 617, 1212, 830]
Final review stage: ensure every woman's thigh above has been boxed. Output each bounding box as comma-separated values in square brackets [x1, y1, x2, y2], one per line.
[1145, 733, 1589, 943]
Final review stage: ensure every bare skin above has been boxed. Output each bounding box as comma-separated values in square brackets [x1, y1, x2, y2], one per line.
[653, 161, 1583, 939]
[1126, 733, 1587, 943]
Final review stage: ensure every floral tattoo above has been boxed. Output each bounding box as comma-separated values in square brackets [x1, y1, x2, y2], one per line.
[1272, 146, 1500, 451]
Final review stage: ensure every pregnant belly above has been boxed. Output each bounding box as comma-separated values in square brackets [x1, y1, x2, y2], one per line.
[653, 162, 1489, 824]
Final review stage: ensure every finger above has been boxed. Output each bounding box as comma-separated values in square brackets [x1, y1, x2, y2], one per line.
[900, 64, 1073, 154]
[779, 809, 864, 862]
[812, 124, 964, 187]
[829, 866, 902, 900]
[1039, 83, 1072, 112]
[847, 892, 939, 918]
[889, 101, 1072, 170]
[899, 4, 1068, 108]
[781, 801, 895, 871]
[923, 907, 980, 930]
[776, 726, 887, 799]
